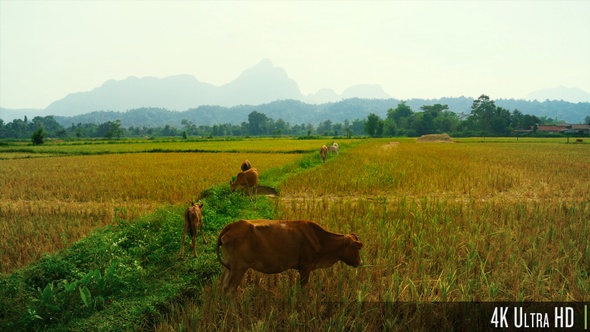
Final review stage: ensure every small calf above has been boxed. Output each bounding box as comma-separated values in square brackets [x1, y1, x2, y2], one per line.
[230, 168, 259, 202]
[180, 202, 207, 258]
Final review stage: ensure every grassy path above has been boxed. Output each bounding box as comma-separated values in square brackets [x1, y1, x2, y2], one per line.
[0, 150, 330, 331]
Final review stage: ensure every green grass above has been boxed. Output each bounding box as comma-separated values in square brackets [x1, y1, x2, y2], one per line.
[0, 137, 362, 158]
[0, 143, 336, 331]
[0, 184, 276, 331]
[3, 138, 588, 331]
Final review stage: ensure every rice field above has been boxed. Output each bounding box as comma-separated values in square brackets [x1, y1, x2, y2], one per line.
[0, 137, 358, 156]
[0, 151, 301, 274]
[1, 137, 588, 330]
[156, 139, 590, 331]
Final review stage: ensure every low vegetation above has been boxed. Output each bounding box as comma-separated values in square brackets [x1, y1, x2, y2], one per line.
[1, 137, 588, 331]
[0, 144, 304, 273]
[159, 139, 589, 331]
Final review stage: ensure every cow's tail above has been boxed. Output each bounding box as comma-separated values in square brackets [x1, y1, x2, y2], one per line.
[216, 229, 231, 271]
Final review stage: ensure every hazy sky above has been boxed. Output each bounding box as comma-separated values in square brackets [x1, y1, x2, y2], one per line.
[1, 1, 589, 109]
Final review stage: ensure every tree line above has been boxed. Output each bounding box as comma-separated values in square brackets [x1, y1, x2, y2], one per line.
[1, 95, 588, 144]
[363, 95, 556, 137]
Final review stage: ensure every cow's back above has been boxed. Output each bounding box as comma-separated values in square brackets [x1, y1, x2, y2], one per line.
[219, 220, 319, 274]
[235, 168, 258, 187]
[185, 204, 202, 237]
[245, 168, 259, 186]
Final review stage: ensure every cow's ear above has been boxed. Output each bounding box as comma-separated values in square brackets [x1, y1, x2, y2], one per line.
[348, 234, 363, 249]
[197, 202, 204, 209]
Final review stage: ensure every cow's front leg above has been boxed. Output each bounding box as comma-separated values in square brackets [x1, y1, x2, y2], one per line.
[298, 268, 312, 286]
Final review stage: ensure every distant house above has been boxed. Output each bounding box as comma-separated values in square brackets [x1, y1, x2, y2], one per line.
[565, 124, 590, 135]
[514, 124, 590, 135]
[536, 125, 569, 134]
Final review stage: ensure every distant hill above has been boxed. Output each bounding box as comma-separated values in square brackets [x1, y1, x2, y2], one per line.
[527, 86, 590, 103]
[52, 97, 590, 128]
[2, 59, 589, 125]
[0, 108, 47, 121]
[38, 59, 392, 118]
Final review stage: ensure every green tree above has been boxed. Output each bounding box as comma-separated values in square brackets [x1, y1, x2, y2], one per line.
[317, 120, 333, 135]
[433, 111, 460, 133]
[0, 119, 6, 138]
[31, 116, 64, 136]
[412, 112, 435, 135]
[388, 101, 414, 125]
[99, 120, 123, 139]
[364, 113, 384, 137]
[383, 118, 397, 136]
[386, 102, 414, 135]
[470, 94, 496, 133]
[420, 104, 448, 118]
[248, 111, 269, 136]
[469, 95, 511, 135]
[31, 127, 46, 145]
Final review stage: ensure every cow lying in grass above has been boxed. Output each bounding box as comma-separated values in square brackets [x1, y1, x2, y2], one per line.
[179, 202, 206, 258]
[216, 219, 363, 292]
[230, 168, 259, 202]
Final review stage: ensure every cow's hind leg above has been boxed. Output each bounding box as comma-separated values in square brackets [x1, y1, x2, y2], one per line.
[220, 267, 230, 290]
[200, 225, 207, 245]
[179, 227, 187, 258]
[191, 234, 197, 258]
[226, 267, 247, 293]
[246, 186, 253, 202]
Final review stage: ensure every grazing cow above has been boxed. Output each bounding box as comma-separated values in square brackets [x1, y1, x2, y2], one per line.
[320, 145, 328, 163]
[241, 160, 252, 171]
[230, 168, 259, 202]
[328, 142, 339, 155]
[216, 219, 363, 292]
[179, 202, 206, 258]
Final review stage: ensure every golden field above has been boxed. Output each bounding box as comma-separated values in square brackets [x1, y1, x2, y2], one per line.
[1, 137, 588, 330]
[0, 151, 301, 273]
[156, 139, 590, 331]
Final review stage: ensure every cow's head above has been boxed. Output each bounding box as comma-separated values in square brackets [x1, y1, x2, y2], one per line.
[341, 233, 363, 267]
[190, 201, 203, 209]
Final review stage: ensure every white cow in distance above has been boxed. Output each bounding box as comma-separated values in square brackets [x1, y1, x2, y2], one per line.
[327, 142, 339, 155]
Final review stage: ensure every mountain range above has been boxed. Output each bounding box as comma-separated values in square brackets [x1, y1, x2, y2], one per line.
[1, 59, 589, 124]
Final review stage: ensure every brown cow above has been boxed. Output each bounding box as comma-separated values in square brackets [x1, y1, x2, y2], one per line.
[216, 219, 363, 292]
[320, 145, 328, 163]
[241, 160, 252, 171]
[230, 168, 259, 202]
[179, 202, 207, 258]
